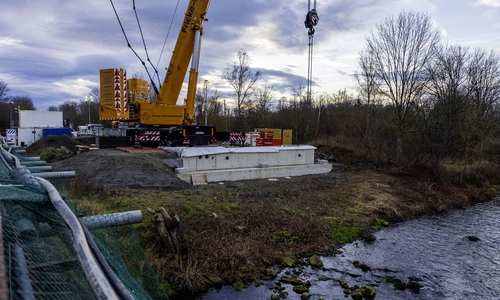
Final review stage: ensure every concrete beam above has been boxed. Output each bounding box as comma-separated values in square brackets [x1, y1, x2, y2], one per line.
[176, 163, 332, 184]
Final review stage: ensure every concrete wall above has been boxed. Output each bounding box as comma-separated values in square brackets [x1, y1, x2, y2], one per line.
[170, 146, 317, 172]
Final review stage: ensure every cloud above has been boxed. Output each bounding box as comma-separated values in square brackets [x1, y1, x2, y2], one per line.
[473, 0, 500, 7]
[0, 0, 499, 111]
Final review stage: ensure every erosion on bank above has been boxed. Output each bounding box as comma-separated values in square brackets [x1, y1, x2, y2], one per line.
[48, 141, 498, 298]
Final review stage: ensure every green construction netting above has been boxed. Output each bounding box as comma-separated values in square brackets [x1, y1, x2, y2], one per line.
[0, 138, 168, 299]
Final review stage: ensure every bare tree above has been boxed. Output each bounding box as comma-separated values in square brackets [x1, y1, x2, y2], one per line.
[423, 45, 471, 166]
[460, 48, 500, 179]
[11, 95, 36, 110]
[195, 87, 222, 126]
[223, 50, 261, 118]
[245, 84, 275, 129]
[355, 53, 386, 150]
[0, 79, 9, 103]
[360, 11, 441, 162]
[90, 86, 101, 102]
[58, 101, 80, 128]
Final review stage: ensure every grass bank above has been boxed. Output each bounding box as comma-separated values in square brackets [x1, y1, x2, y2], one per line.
[68, 143, 498, 298]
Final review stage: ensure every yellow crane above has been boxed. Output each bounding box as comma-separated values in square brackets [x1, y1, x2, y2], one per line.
[100, 0, 215, 146]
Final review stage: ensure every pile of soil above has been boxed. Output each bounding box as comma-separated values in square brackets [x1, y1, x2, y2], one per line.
[50, 149, 192, 191]
[26, 134, 83, 156]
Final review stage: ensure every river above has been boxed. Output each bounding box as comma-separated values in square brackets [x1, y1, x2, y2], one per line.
[195, 198, 500, 299]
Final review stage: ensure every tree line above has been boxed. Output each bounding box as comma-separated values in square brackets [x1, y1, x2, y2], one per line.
[2, 11, 499, 176]
[0, 81, 36, 130]
[197, 11, 500, 177]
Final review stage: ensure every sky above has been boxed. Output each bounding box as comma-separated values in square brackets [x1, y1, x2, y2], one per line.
[1, 0, 500, 111]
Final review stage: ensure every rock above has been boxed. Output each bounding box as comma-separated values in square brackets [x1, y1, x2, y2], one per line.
[468, 235, 480, 242]
[281, 256, 296, 267]
[292, 285, 309, 294]
[265, 268, 278, 278]
[407, 280, 421, 294]
[359, 285, 377, 300]
[292, 268, 302, 275]
[232, 281, 245, 291]
[300, 292, 311, 299]
[339, 279, 349, 289]
[360, 232, 376, 243]
[234, 225, 246, 233]
[393, 279, 407, 290]
[353, 260, 371, 272]
[254, 279, 264, 287]
[279, 291, 289, 298]
[351, 289, 363, 300]
[274, 285, 285, 291]
[271, 294, 280, 300]
[280, 276, 304, 286]
[309, 254, 324, 268]
[318, 275, 331, 281]
[207, 274, 223, 289]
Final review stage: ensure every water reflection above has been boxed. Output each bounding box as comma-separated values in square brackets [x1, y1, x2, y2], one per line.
[197, 199, 500, 299]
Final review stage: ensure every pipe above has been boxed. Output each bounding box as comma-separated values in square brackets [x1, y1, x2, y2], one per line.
[34, 171, 76, 179]
[36, 177, 119, 300]
[20, 161, 46, 167]
[80, 210, 143, 231]
[79, 219, 134, 300]
[0, 148, 14, 165]
[11, 244, 35, 300]
[19, 157, 41, 161]
[26, 166, 53, 172]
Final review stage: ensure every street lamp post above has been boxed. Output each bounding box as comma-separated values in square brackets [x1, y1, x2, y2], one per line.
[84, 96, 94, 125]
[9, 101, 13, 129]
[201, 80, 210, 126]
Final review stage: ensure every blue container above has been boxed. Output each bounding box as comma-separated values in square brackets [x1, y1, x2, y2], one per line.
[42, 128, 72, 137]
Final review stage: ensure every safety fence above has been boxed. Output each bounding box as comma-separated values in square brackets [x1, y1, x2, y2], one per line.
[0, 137, 168, 300]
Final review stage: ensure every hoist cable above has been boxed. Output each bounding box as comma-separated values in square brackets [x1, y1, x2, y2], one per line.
[305, 0, 317, 106]
[307, 35, 314, 106]
[156, 0, 181, 72]
[133, 0, 161, 90]
[307, 0, 317, 13]
[109, 0, 159, 95]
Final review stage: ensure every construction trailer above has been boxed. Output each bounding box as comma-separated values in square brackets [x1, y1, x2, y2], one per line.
[17, 110, 65, 146]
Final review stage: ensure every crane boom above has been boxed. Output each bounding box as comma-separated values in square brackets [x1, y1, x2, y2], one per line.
[159, 0, 210, 105]
[100, 0, 216, 147]
[139, 0, 211, 126]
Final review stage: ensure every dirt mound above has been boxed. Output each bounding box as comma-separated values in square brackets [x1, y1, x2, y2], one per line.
[26, 134, 83, 156]
[50, 149, 192, 191]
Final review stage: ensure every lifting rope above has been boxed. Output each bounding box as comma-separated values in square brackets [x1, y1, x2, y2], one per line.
[109, 0, 180, 96]
[156, 0, 181, 74]
[132, 0, 161, 89]
[304, 0, 319, 105]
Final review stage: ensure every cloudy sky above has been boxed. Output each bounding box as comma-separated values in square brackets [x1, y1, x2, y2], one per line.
[1, 0, 500, 111]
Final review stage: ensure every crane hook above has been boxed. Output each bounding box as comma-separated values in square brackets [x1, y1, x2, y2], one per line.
[304, 9, 319, 36]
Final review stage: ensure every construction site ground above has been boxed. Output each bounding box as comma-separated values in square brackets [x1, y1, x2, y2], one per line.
[24, 135, 489, 297]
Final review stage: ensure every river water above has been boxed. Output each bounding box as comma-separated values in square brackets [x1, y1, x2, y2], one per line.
[196, 199, 500, 299]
